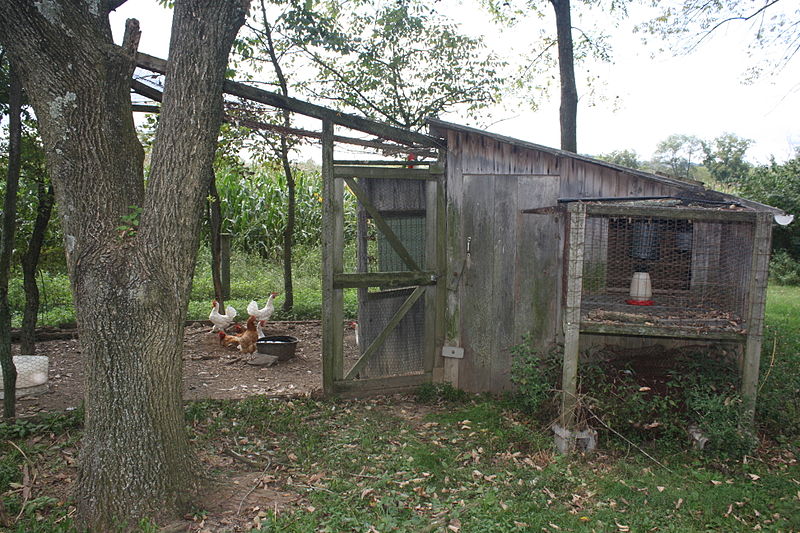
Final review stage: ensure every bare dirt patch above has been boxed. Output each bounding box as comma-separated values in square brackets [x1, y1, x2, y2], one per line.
[11, 320, 361, 417]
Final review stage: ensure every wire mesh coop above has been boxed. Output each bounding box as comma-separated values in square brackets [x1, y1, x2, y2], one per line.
[580, 211, 754, 334]
[566, 199, 770, 339]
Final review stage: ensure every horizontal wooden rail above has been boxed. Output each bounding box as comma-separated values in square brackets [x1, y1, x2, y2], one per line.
[334, 166, 443, 180]
[333, 271, 437, 289]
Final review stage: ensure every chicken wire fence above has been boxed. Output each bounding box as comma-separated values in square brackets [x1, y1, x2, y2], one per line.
[579, 213, 755, 333]
[343, 175, 429, 378]
[0, 355, 49, 399]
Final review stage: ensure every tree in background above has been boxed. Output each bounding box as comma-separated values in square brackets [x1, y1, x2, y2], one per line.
[0, 53, 58, 361]
[702, 133, 753, 187]
[287, 0, 507, 130]
[0, 60, 21, 419]
[639, 0, 799, 80]
[485, 0, 625, 153]
[651, 133, 703, 180]
[597, 148, 642, 169]
[0, 0, 248, 528]
[739, 150, 800, 262]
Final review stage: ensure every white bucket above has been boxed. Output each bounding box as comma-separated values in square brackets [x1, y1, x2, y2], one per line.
[0, 355, 49, 399]
[627, 272, 653, 305]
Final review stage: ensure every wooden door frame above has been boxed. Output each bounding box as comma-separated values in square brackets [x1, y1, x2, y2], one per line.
[321, 123, 446, 395]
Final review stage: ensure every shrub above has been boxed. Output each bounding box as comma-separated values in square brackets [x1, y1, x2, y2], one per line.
[769, 250, 800, 286]
[508, 338, 561, 419]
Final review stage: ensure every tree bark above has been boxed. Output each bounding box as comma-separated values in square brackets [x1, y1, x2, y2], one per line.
[0, 62, 22, 420]
[0, 0, 248, 528]
[20, 182, 55, 355]
[550, 0, 578, 153]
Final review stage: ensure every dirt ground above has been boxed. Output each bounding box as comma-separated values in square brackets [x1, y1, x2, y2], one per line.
[10, 320, 361, 417]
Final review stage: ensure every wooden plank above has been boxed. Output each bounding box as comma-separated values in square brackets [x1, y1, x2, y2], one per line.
[491, 176, 517, 391]
[423, 178, 439, 374]
[741, 213, 772, 422]
[561, 203, 586, 430]
[434, 168, 448, 377]
[321, 120, 343, 395]
[445, 131, 464, 383]
[579, 322, 747, 342]
[344, 177, 422, 272]
[460, 174, 495, 391]
[135, 52, 442, 149]
[334, 166, 442, 179]
[334, 159, 438, 166]
[518, 176, 562, 351]
[333, 373, 430, 395]
[344, 285, 426, 380]
[333, 271, 437, 288]
[585, 204, 758, 222]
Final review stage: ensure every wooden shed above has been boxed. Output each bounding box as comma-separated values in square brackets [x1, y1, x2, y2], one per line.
[425, 119, 784, 436]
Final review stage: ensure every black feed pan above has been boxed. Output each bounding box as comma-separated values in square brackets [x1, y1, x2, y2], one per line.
[256, 335, 299, 360]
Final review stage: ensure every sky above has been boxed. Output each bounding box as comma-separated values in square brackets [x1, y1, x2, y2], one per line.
[110, 0, 800, 165]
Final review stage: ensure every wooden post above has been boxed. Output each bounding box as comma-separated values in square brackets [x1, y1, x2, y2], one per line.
[220, 233, 231, 300]
[560, 202, 586, 434]
[741, 212, 772, 423]
[423, 171, 441, 376]
[321, 120, 344, 395]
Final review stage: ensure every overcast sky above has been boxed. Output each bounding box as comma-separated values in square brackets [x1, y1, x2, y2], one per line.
[111, 0, 800, 164]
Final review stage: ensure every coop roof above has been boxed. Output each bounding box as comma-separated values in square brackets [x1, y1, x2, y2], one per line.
[427, 118, 786, 217]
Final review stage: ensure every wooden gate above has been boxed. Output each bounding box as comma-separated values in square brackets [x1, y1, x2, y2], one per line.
[322, 137, 445, 395]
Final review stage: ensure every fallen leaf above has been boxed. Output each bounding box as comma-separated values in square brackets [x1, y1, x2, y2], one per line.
[675, 498, 684, 509]
[748, 474, 761, 481]
[657, 486, 665, 492]
[711, 480, 723, 485]
[638, 386, 651, 392]
[548, 522, 560, 529]
[724, 504, 733, 517]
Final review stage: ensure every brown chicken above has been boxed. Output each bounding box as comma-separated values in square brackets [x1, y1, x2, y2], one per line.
[236, 315, 259, 354]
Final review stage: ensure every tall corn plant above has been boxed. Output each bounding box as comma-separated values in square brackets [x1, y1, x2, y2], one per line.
[213, 161, 324, 260]
[211, 159, 358, 261]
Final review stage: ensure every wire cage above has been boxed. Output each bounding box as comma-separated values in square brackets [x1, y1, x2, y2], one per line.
[574, 203, 758, 336]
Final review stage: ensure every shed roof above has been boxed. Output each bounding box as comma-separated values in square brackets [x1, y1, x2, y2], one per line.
[428, 118, 786, 217]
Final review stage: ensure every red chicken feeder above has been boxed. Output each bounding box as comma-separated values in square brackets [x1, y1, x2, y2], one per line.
[256, 335, 298, 361]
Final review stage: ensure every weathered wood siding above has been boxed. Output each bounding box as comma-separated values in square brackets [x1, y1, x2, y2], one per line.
[444, 129, 704, 392]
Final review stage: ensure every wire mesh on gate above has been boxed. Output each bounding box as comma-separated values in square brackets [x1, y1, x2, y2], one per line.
[580, 214, 754, 333]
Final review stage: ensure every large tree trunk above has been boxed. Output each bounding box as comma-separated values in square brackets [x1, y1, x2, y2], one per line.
[550, 0, 578, 153]
[0, 0, 248, 529]
[20, 182, 55, 355]
[0, 63, 22, 420]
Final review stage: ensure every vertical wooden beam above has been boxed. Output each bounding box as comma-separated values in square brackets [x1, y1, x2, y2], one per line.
[433, 159, 448, 380]
[561, 202, 586, 431]
[741, 212, 772, 422]
[220, 233, 231, 300]
[322, 120, 344, 395]
[444, 133, 463, 387]
[424, 171, 440, 375]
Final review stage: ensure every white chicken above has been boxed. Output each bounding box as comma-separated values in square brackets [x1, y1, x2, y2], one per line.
[247, 292, 279, 323]
[209, 299, 237, 332]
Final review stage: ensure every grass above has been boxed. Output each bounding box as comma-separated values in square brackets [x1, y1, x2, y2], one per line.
[5, 393, 798, 532]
